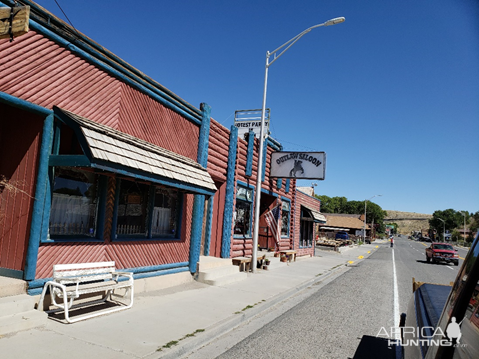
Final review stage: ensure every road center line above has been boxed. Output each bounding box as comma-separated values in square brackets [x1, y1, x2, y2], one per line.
[392, 248, 400, 338]
[446, 266, 454, 270]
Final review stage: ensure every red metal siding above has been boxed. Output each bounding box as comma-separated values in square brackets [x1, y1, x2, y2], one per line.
[117, 83, 199, 160]
[0, 105, 43, 271]
[0, 31, 199, 157]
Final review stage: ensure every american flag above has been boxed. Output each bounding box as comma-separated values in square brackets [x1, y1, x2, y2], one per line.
[265, 204, 281, 246]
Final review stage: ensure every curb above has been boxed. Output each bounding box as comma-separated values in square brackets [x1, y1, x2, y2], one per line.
[155, 259, 355, 359]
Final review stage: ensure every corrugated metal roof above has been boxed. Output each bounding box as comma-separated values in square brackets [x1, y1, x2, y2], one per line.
[55, 107, 217, 193]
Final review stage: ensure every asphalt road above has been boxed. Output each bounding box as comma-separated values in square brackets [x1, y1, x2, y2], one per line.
[187, 237, 467, 359]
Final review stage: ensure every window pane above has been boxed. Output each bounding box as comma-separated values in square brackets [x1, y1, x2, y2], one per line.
[282, 201, 290, 211]
[234, 200, 251, 236]
[117, 181, 149, 236]
[49, 168, 99, 237]
[281, 209, 289, 236]
[236, 186, 253, 201]
[151, 187, 179, 238]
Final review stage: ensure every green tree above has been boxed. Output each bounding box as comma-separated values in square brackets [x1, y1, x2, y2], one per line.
[470, 211, 479, 233]
[316, 195, 347, 213]
[429, 209, 463, 240]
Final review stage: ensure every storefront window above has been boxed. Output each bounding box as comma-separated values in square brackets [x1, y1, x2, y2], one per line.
[116, 181, 149, 237]
[49, 168, 99, 237]
[234, 185, 253, 236]
[115, 180, 181, 239]
[151, 187, 179, 238]
[281, 201, 290, 236]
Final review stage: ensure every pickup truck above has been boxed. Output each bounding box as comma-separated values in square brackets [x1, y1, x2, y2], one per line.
[425, 242, 459, 266]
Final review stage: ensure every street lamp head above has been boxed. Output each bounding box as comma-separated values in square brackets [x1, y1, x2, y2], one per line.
[324, 17, 346, 26]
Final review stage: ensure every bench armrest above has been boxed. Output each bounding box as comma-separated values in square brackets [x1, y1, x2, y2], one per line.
[112, 271, 134, 282]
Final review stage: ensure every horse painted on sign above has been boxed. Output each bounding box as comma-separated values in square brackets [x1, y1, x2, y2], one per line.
[289, 160, 304, 177]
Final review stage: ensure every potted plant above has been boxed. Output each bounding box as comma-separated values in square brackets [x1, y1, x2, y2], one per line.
[265, 258, 271, 266]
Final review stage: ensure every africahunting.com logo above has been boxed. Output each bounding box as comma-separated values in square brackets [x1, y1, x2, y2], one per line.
[377, 317, 467, 348]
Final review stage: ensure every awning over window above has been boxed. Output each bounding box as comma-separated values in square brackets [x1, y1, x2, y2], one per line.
[301, 206, 327, 223]
[53, 107, 217, 196]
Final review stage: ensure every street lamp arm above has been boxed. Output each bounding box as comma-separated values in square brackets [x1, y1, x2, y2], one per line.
[267, 17, 345, 68]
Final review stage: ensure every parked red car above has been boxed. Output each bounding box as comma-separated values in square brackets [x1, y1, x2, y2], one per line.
[425, 242, 459, 266]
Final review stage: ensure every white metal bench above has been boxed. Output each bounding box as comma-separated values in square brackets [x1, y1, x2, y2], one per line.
[38, 261, 134, 323]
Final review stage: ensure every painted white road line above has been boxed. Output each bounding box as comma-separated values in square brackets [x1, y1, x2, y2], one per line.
[392, 248, 400, 339]
[446, 266, 454, 270]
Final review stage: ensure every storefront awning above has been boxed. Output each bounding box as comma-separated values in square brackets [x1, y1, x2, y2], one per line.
[52, 107, 217, 196]
[301, 206, 327, 223]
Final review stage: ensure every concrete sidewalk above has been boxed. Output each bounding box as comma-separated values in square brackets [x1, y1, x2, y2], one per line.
[0, 242, 383, 359]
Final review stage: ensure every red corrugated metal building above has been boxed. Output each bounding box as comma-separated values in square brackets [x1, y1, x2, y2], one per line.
[0, 1, 216, 294]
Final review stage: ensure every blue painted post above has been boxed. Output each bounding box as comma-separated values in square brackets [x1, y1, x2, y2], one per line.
[24, 113, 54, 281]
[203, 195, 214, 256]
[189, 103, 212, 272]
[261, 138, 268, 182]
[189, 194, 205, 273]
[197, 103, 211, 167]
[221, 126, 238, 258]
[245, 130, 254, 177]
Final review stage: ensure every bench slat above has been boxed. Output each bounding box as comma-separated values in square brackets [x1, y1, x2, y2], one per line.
[53, 261, 116, 271]
[54, 267, 114, 278]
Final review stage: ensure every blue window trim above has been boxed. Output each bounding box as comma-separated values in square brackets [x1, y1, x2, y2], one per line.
[112, 178, 184, 241]
[277, 178, 282, 189]
[261, 188, 278, 197]
[233, 180, 255, 239]
[280, 197, 291, 238]
[42, 170, 107, 244]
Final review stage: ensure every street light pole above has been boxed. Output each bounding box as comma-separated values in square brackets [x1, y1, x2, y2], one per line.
[438, 218, 445, 242]
[363, 194, 382, 245]
[251, 17, 345, 272]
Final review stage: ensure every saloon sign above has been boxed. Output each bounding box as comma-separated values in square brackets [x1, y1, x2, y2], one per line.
[270, 152, 326, 180]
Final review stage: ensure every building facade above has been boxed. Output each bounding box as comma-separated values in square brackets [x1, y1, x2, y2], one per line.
[0, 1, 306, 296]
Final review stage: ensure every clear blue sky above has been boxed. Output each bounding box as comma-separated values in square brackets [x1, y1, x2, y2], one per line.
[33, 0, 479, 215]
